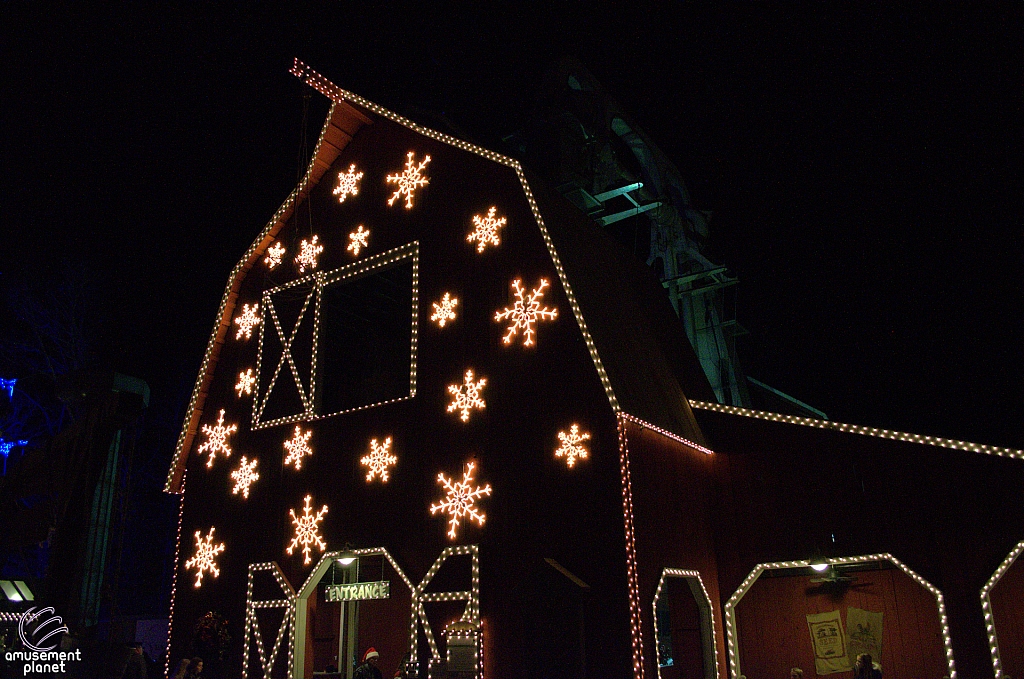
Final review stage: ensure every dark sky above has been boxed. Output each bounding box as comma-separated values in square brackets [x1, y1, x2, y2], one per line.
[2, 5, 1021, 449]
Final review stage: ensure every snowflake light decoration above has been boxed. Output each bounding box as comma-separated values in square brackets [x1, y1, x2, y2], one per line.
[446, 369, 487, 423]
[386, 151, 431, 208]
[360, 436, 397, 483]
[333, 163, 364, 203]
[197, 409, 237, 468]
[494, 278, 558, 347]
[283, 425, 314, 470]
[555, 424, 591, 468]
[235, 368, 256, 397]
[466, 206, 507, 253]
[347, 225, 370, 256]
[234, 303, 261, 340]
[430, 292, 459, 328]
[295, 235, 324, 273]
[265, 241, 286, 269]
[287, 494, 328, 565]
[230, 456, 260, 498]
[184, 527, 225, 587]
[430, 462, 492, 540]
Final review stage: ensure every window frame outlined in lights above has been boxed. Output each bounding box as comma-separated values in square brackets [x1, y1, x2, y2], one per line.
[251, 241, 419, 429]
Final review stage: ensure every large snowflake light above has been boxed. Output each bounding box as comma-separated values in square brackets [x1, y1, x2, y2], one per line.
[360, 436, 397, 483]
[333, 164, 364, 203]
[295, 235, 324, 273]
[197, 409, 237, 468]
[430, 462, 492, 540]
[347, 225, 370, 256]
[265, 241, 286, 269]
[495, 278, 558, 347]
[430, 292, 459, 328]
[283, 425, 314, 470]
[184, 527, 225, 588]
[446, 369, 487, 423]
[230, 456, 260, 498]
[555, 424, 591, 468]
[287, 494, 328, 565]
[466, 206, 507, 253]
[234, 303, 261, 340]
[386, 151, 431, 208]
[235, 368, 256, 397]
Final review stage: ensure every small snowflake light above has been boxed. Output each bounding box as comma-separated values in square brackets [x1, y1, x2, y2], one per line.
[555, 424, 591, 468]
[495, 278, 558, 347]
[230, 456, 260, 498]
[386, 151, 431, 208]
[287, 494, 328, 565]
[360, 436, 397, 483]
[447, 369, 487, 423]
[197, 409, 237, 468]
[265, 241, 286, 269]
[467, 206, 507, 253]
[283, 425, 314, 470]
[347, 225, 370, 256]
[235, 369, 256, 397]
[430, 292, 459, 328]
[295, 235, 324, 273]
[184, 527, 225, 588]
[333, 163, 364, 203]
[234, 303, 261, 340]
[430, 461, 492, 540]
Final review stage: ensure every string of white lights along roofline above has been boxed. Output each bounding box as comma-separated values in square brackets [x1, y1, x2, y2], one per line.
[981, 538, 1024, 679]
[723, 553, 956, 679]
[689, 400, 1024, 460]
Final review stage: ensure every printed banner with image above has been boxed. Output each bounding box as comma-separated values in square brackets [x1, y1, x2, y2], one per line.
[806, 610, 852, 675]
[846, 607, 883, 667]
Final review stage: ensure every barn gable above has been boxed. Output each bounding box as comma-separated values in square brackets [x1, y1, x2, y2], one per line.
[163, 63, 719, 678]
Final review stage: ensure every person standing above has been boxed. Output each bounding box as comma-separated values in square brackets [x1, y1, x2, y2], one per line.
[121, 642, 147, 679]
[353, 648, 382, 679]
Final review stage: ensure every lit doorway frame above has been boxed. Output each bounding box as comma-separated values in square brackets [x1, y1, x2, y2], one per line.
[652, 568, 720, 679]
[721, 553, 956, 679]
[980, 538, 1024, 679]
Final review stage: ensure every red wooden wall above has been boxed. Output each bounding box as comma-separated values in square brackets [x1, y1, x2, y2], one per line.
[735, 567, 946, 679]
[990, 550, 1024, 679]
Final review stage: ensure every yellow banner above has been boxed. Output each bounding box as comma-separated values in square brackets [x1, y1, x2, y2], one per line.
[806, 610, 852, 675]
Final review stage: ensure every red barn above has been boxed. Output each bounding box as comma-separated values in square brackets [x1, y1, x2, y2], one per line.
[164, 63, 1024, 679]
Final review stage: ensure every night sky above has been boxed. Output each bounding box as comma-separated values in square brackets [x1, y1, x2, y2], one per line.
[2, 5, 1021, 452]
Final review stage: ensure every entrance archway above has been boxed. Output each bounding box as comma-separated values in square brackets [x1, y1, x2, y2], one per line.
[981, 539, 1024, 678]
[293, 548, 415, 678]
[652, 569, 719, 679]
[723, 554, 955, 679]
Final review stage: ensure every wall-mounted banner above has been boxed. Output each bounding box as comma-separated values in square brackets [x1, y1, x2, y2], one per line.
[324, 580, 390, 603]
[806, 610, 851, 675]
[846, 607, 883, 667]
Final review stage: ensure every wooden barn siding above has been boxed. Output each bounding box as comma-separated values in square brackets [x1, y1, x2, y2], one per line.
[626, 420, 728, 679]
[735, 568, 946, 679]
[990, 552, 1024, 678]
[696, 408, 1024, 678]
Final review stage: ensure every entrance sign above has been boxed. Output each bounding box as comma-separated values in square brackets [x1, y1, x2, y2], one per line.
[324, 580, 390, 603]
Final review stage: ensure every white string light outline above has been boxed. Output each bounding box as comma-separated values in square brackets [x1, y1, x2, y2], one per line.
[430, 462, 492, 540]
[184, 527, 225, 588]
[555, 424, 591, 468]
[294, 235, 324, 273]
[252, 282, 316, 426]
[264, 242, 286, 269]
[347, 225, 370, 256]
[235, 303, 261, 341]
[283, 425, 314, 470]
[652, 569, 720, 679]
[430, 292, 459, 328]
[235, 368, 256, 397]
[361, 436, 397, 482]
[286, 494, 328, 565]
[196, 409, 237, 469]
[689, 400, 1024, 460]
[230, 456, 260, 499]
[250, 242, 420, 430]
[722, 554, 956, 679]
[980, 539, 1024, 678]
[241, 562, 296, 679]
